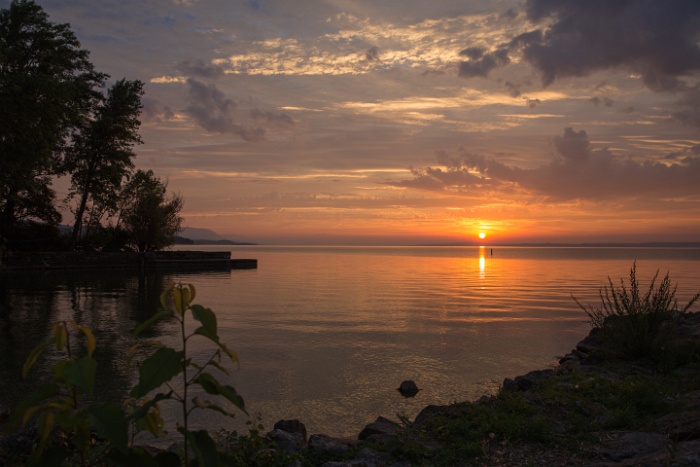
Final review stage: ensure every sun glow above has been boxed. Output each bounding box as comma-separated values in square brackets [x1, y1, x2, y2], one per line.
[478, 232, 486, 240]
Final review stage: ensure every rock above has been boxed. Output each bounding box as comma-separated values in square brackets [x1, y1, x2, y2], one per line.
[397, 380, 420, 397]
[267, 429, 305, 453]
[308, 434, 353, 454]
[412, 404, 451, 428]
[655, 410, 700, 441]
[598, 431, 670, 462]
[273, 419, 307, 443]
[358, 416, 400, 442]
[320, 447, 392, 467]
[503, 369, 555, 392]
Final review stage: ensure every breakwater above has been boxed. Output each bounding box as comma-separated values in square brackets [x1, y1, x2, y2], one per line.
[0, 250, 257, 271]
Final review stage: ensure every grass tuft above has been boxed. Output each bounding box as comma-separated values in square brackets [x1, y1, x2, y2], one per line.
[573, 262, 700, 362]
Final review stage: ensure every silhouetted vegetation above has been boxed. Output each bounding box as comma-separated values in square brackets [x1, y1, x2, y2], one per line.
[573, 261, 700, 361]
[0, 1, 181, 255]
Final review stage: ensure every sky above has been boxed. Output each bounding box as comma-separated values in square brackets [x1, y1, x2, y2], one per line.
[12, 0, 700, 244]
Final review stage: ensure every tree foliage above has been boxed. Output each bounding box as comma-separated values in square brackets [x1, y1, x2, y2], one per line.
[0, 0, 105, 238]
[65, 78, 144, 249]
[0, 1, 181, 253]
[118, 169, 183, 252]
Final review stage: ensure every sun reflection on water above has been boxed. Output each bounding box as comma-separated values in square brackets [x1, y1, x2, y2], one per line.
[479, 246, 486, 278]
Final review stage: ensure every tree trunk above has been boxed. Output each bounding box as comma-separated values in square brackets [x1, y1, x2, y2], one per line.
[70, 188, 90, 250]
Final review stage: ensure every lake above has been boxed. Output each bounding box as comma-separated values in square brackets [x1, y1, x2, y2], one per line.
[2, 245, 700, 438]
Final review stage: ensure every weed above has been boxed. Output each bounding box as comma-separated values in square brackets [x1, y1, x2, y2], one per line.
[573, 262, 700, 361]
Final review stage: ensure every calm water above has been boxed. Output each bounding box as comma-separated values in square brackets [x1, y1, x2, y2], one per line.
[2, 246, 700, 438]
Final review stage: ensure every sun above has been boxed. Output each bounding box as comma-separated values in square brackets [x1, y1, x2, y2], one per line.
[478, 232, 486, 240]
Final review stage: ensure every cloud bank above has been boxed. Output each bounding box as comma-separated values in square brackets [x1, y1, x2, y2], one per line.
[397, 127, 700, 204]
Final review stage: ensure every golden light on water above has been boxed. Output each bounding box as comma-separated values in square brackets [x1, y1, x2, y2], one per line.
[479, 246, 486, 278]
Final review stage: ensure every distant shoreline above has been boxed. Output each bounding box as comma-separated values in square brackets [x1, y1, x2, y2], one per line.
[175, 236, 256, 246]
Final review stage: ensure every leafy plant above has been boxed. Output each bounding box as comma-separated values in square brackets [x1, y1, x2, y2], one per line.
[9, 320, 129, 466]
[573, 262, 700, 360]
[9, 283, 247, 466]
[130, 283, 247, 466]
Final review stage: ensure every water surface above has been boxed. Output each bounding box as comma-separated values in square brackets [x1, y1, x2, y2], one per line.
[2, 246, 699, 437]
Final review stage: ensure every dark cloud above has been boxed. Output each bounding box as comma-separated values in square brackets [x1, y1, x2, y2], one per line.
[524, 97, 542, 108]
[183, 79, 296, 141]
[184, 78, 265, 141]
[141, 97, 175, 122]
[458, 47, 510, 78]
[365, 45, 380, 62]
[179, 60, 226, 78]
[394, 128, 700, 203]
[520, 0, 700, 90]
[250, 109, 296, 131]
[672, 88, 700, 128]
[553, 128, 590, 164]
[184, 78, 238, 132]
[589, 96, 614, 108]
[505, 81, 522, 98]
[500, 8, 518, 21]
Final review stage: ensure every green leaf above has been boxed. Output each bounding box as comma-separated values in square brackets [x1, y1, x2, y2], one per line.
[192, 396, 232, 418]
[74, 322, 96, 358]
[88, 402, 129, 451]
[178, 428, 221, 467]
[160, 285, 173, 313]
[8, 383, 61, 429]
[53, 322, 68, 351]
[216, 384, 246, 414]
[37, 410, 55, 454]
[55, 356, 97, 395]
[191, 305, 218, 341]
[22, 341, 50, 378]
[132, 309, 172, 336]
[127, 392, 172, 423]
[195, 372, 219, 394]
[195, 373, 247, 414]
[131, 347, 183, 398]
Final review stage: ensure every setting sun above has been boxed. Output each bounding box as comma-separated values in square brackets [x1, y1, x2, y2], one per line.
[478, 232, 486, 240]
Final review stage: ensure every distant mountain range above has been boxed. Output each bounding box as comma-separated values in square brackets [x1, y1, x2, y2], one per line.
[177, 227, 256, 245]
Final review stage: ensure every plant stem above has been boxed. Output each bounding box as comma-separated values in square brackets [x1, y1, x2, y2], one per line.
[180, 308, 189, 466]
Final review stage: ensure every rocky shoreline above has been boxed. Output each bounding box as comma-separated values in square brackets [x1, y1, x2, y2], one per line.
[262, 312, 700, 466]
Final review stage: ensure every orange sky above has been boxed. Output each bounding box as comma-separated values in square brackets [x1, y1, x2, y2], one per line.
[35, 0, 700, 244]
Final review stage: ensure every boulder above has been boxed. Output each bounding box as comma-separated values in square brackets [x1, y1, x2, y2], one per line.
[412, 404, 451, 428]
[308, 434, 353, 454]
[358, 416, 400, 442]
[656, 410, 700, 441]
[598, 431, 670, 462]
[273, 419, 307, 443]
[397, 380, 420, 397]
[503, 369, 556, 392]
[266, 429, 305, 453]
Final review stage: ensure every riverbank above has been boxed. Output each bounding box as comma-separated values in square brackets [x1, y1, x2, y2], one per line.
[0, 250, 257, 271]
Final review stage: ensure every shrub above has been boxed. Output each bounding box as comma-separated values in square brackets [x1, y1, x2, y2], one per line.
[573, 262, 700, 361]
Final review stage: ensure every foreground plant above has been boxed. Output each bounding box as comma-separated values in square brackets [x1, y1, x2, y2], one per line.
[10, 321, 129, 466]
[573, 262, 700, 361]
[130, 283, 247, 466]
[9, 283, 246, 466]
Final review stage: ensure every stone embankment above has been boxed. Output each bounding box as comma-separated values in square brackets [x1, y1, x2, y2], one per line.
[266, 312, 700, 466]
